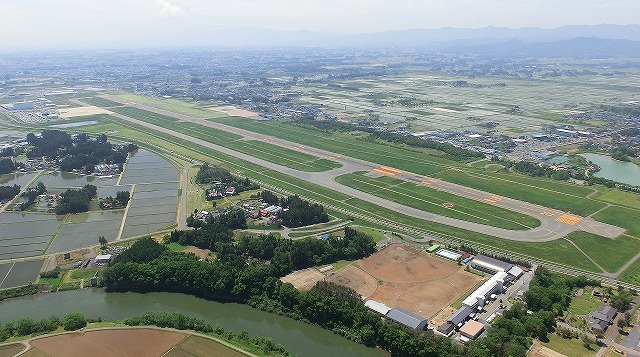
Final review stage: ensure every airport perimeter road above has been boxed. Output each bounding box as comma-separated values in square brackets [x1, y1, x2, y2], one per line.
[101, 97, 624, 242]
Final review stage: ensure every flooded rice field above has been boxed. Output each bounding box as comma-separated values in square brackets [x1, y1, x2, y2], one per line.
[0, 149, 179, 260]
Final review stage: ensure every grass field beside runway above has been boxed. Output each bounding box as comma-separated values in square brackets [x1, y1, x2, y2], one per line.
[336, 172, 541, 230]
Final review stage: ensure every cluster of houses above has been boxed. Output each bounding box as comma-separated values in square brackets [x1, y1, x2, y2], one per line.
[205, 182, 236, 200]
[93, 163, 120, 177]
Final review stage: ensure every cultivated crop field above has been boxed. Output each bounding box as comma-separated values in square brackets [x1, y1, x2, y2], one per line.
[336, 172, 541, 230]
[296, 73, 639, 135]
[328, 244, 483, 319]
[0, 260, 44, 288]
[28, 328, 187, 357]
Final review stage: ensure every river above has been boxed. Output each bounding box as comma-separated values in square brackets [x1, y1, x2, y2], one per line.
[0, 289, 386, 357]
[583, 153, 640, 186]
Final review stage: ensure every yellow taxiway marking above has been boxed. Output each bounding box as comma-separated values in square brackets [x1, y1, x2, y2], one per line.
[483, 195, 503, 204]
[556, 214, 582, 225]
[541, 211, 555, 217]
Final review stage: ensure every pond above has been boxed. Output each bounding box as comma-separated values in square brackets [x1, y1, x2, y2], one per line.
[583, 153, 640, 186]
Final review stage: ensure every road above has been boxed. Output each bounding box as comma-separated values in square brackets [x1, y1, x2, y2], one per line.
[100, 96, 624, 243]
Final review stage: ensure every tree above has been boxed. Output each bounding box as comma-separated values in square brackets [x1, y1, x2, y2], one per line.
[99, 236, 108, 248]
[62, 312, 87, 331]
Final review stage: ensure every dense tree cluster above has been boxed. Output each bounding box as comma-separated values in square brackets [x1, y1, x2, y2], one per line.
[611, 145, 638, 162]
[173, 211, 243, 252]
[103, 237, 456, 356]
[370, 131, 484, 159]
[0, 157, 15, 175]
[252, 190, 280, 205]
[0, 284, 38, 302]
[512, 161, 571, 181]
[100, 190, 130, 209]
[26, 130, 73, 157]
[26, 130, 136, 174]
[0, 184, 20, 201]
[62, 312, 87, 331]
[0, 315, 61, 342]
[464, 303, 555, 357]
[55, 184, 97, 215]
[16, 182, 47, 211]
[0, 147, 14, 157]
[195, 163, 259, 193]
[524, 267, 599, 315]
[238, 227, 377, 274]
[279, 195, 329, 228]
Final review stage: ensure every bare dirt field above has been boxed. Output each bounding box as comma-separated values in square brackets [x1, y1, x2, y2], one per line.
[29, 328, 186, 357]
[281, 267, 325, 291]
[0, 343, 26, 356]
[165, 335, 249, 357]
[208, 106, 262, 120]
[183, 246, 210, 259]
[60, 106, 109, 118]
[328, 243, 483, 319]
[528, 341, 567, 357]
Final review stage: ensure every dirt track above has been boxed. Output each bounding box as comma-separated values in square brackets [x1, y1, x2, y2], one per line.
[328, 244, 483, 319]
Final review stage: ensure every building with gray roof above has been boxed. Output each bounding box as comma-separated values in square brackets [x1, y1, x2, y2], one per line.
[385, 307, 428, 330]
[470, 255, 513, 274]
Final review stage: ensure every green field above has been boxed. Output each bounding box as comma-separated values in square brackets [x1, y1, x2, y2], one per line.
[542, 333, 597, 357]
[110, 106, 180, 124]
[110, 93, 220, 118]
[212, 117, 463, 173]
[336, 172, 541, 230]
[79, 97, 123, 108]
[104, 110, 341, 172]
[433, 169, 603, 216]
[593, 206, 640, 238]
[567, 231, 640, 273]
[594, 189, 640, 209]
[568, 286, 602, 315]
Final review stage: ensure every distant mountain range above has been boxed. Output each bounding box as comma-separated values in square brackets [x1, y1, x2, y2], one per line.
[190, 24, 640, 58]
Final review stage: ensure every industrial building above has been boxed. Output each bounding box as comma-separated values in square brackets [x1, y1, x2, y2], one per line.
[95, 254, 113, 266]
[459, 320, 485, 340]
[365, 300, 391, 316]
[385, 307, 428, 330]
[462, 271, 508, 309]
[470, 255, 513, 274]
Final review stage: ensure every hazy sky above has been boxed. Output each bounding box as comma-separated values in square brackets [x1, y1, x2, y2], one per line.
[1, 0, 638, 50]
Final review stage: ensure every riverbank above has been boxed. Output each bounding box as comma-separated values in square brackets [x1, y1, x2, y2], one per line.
[0, 288, 385, 357]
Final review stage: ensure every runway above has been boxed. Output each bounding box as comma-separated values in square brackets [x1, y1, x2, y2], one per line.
[100, 96, 625, 242]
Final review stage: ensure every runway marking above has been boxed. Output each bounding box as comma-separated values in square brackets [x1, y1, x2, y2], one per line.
[373, 166, 402, 176]
[483, 195, 503, 204]
[380, 166, 402, 174]
[556, 214, 582, 226]
[418, 181, 431, 186]
[540, 211, 555, 217]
